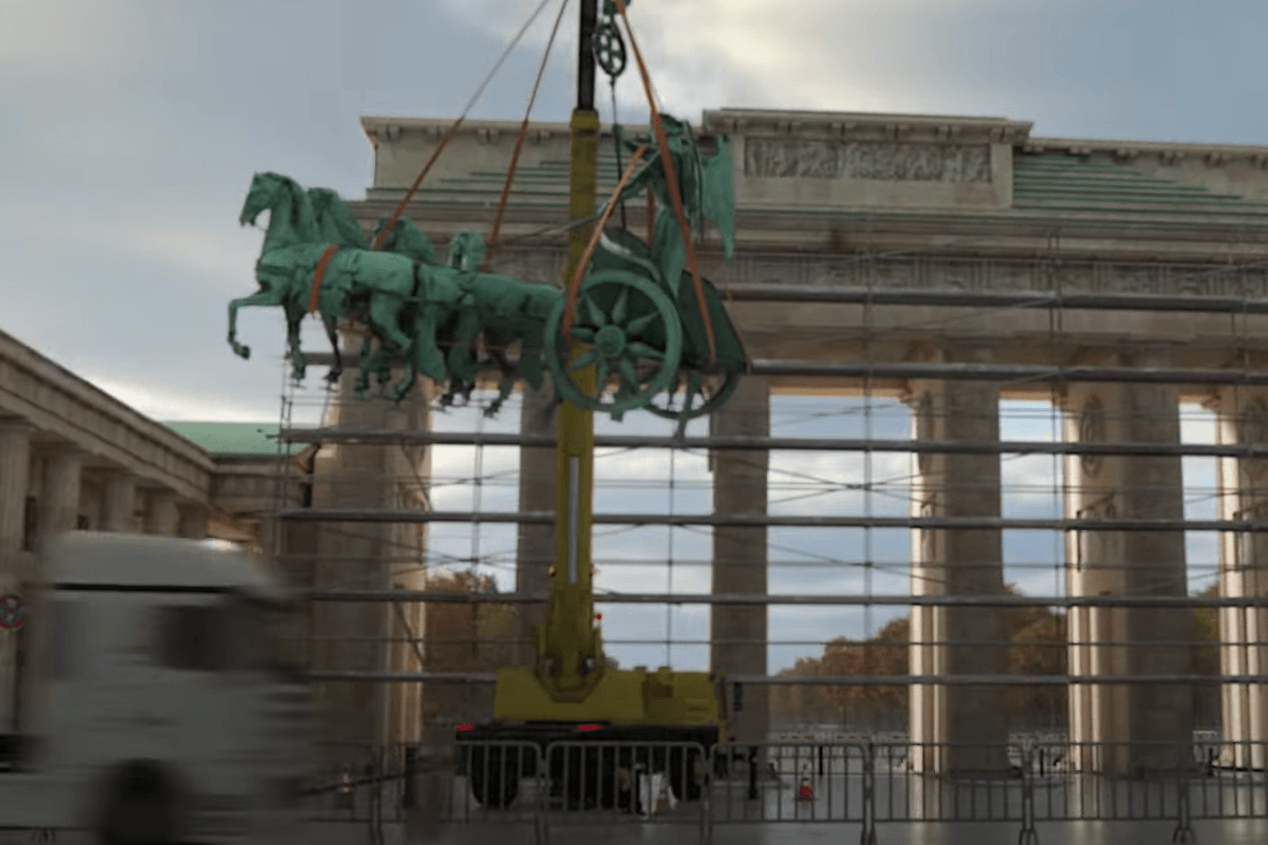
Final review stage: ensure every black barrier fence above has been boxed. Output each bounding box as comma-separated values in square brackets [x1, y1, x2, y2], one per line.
[310, 736, 1268, 844]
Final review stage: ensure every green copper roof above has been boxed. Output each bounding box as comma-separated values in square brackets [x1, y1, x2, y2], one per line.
[165, 422, 306, 457]
[1013, 152, 1268, 222]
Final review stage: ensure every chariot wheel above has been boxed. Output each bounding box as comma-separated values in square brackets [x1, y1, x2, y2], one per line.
[545, 270, 683, 419]
[646, 367, 740, 424]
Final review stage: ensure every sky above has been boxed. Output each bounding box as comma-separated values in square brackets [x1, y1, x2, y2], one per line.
[3, 0, 1260, 672]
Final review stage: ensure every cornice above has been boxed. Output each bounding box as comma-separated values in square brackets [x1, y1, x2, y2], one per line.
[0, 328, 214, 474]
[362, 112, 1268, 170]
[703, 108, 1034, 146]
[360, 115, 651, 147]
[1023, 135, 1268, 168]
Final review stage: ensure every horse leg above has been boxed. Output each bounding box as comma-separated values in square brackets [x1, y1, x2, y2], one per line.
[485, 351, 517, 418]
[228, 287, 285, 359]
[387, 348, 417, 403]
[366, 294, 415, 398]
[444, 310, 483, 389]
[412, 305, 449, 384]
[285, 308, 306, 381]
[322, 316, 343, 384]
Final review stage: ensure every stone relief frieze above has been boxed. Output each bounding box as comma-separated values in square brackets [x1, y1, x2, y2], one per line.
[720, 254, 1268, 300]
[506, 246, 1268, 300]
[744, 138, 993, 183]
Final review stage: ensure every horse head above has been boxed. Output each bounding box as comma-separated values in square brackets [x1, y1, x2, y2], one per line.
[240, 172, 289, 226]
[239, 172, 317, 247]
[375, 217, 438, 265]
[310, 187, 369, 249]
[447, 230, 487, 272]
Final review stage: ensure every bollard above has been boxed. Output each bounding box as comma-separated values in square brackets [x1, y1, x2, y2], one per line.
[747, 746, 758, 801]
[338, 769, 354, 810]
[402, 747, 417, 809]
[817, 745, 824, 777]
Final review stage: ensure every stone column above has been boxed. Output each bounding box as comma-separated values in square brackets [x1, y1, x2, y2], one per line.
[1210, 387, 1268, 770]
[311, 359, 392, 763]
[710, 376, 769, 745]
[309, 336, 434, 761]
[515, 378, 557, 667]
[100, 472, 137, 532]
[144, 490, 180, 536]
[907, 348, 1007, 775]
[386, 388, 431, 747]
[177, 505, 208, 540]
[38, 447, 82, 547]
[1064, 352, 1192, 776]
[0, 422, 32, 730]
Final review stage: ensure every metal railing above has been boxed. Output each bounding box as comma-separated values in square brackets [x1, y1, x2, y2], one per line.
[316, 734, 1268, 844]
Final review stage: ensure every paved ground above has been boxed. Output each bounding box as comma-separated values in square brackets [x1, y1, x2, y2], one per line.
[2, 817, 1264, 844]
[314, 817, 1268, 844]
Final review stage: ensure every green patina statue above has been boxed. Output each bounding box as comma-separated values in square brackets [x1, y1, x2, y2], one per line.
[227, 114, 747, 421]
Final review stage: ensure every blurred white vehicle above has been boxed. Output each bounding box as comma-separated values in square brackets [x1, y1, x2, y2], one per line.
[0, 532, 315, 844]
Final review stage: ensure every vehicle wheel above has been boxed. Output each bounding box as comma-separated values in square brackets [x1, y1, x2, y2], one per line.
[95, 760, 184, 845]
[468, 746, 518, 809]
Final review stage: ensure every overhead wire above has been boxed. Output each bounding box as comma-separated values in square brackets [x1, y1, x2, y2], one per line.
[371, 0, 559, 249]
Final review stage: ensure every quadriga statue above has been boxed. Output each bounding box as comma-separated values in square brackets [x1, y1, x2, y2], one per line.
[227, 112, 747, 421]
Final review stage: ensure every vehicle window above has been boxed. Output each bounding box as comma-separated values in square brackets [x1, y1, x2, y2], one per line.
[226, 596, 299, 673]
[153, 605, 229, 671]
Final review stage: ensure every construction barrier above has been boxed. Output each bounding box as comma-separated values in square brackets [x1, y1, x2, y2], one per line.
[307, 734, 1268, 845]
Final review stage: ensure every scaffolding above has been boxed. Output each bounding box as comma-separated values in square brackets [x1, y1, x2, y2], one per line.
[264, 267, 1268, 737]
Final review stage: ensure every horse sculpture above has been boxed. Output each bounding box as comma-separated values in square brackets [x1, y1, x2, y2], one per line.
[227, 113, 748, 422]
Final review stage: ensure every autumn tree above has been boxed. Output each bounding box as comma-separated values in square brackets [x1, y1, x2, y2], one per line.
[1191, 582, 1221, 727]
[423, 570, 517, 725]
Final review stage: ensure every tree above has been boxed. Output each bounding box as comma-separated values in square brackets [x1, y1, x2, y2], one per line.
[1191, 582, 1221, 727]
[423, 570, 516, 723]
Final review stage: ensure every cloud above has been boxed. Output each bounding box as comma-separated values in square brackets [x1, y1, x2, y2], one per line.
[434, 0, 1082, 127]
[0, 1, 137, 75]
[87, 374, 283, 424]
[78, 217, 264, 292]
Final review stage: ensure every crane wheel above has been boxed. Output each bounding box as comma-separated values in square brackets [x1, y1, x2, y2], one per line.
[94, 759, 185, 845]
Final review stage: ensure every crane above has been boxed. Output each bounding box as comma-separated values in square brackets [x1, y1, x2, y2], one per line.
[457, 0, 741, 811]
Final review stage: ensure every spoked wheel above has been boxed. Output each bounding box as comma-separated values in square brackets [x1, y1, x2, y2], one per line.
[646, 368, 740, 426]
[546, 270, 683, 420]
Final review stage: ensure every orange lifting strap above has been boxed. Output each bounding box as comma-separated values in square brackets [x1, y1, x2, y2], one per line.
[485, 0, 571, 270]
[613, 0, 717, 365]
[561, 144, 650, 340]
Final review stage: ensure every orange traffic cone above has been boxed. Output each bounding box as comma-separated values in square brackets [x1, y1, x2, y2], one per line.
[339, 770, 354, 809]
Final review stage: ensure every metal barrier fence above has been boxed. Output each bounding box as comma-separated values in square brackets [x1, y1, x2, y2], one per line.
[314, 736, 1268, 844]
